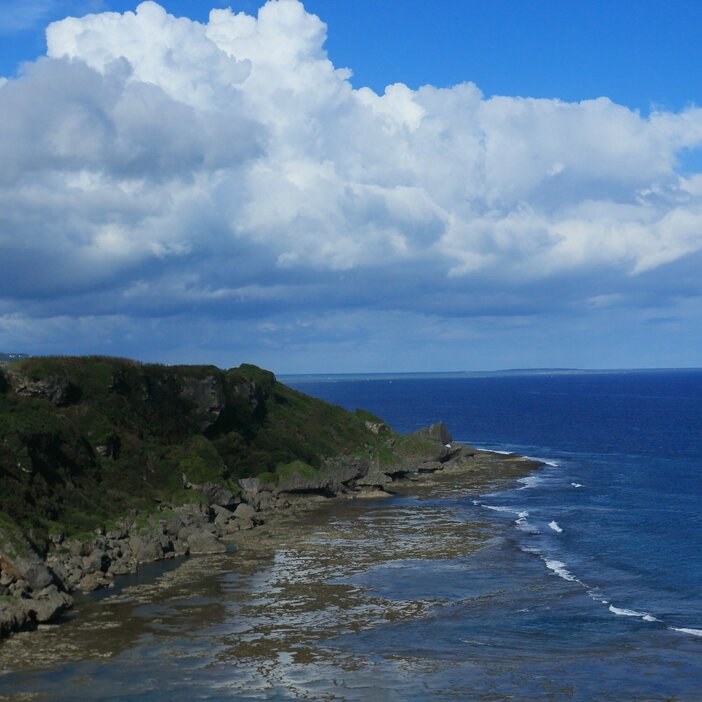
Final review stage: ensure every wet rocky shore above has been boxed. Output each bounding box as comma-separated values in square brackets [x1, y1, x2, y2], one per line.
[0, 423, 539, 642]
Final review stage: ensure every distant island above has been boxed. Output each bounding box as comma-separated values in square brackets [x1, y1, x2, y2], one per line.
[279, 367, 700, 383]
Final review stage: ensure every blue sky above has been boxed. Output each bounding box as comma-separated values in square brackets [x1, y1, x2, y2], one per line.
[1, 0, 702, 372]
[4, 0, 702, 112]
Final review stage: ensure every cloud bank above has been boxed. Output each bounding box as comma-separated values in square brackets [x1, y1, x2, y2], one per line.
[1, 0, 702, 369]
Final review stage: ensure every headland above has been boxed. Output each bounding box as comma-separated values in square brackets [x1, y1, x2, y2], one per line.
[0, 356, 540, 641]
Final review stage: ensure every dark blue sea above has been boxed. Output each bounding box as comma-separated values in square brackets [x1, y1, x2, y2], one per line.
[2, 370, 701, 701]
[284, 370, 702, 700]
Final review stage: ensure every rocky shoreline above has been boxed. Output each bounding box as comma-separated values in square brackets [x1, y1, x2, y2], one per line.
[0, 422, 540, 641]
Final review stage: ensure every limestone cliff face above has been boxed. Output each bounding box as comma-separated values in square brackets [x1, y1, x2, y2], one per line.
[5, 370, 75, 406]
[180, 375, 226, 431]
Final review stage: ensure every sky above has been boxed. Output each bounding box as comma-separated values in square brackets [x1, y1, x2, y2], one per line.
[1, 0, 702, 373]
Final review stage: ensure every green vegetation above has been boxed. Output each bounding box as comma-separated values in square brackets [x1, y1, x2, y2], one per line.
[275, 459, 319, 482]
[0, 356, 392, 550]
[354, 408, 385, 424]
[373, 432, 439, 468]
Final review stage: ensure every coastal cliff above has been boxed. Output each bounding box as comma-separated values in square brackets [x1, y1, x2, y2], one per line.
[0, 356, 473, 638]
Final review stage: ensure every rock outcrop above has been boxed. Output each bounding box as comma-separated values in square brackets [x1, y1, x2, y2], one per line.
[180, 375, 226, 431]
[5, 370, 75, 406]
[413, 421, 453, 446]
[0, 530, 73, 638]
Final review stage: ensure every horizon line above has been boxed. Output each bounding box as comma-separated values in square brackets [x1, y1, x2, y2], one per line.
[278, 366, 702, 379]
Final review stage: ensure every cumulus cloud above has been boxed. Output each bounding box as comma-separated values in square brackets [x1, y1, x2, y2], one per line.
[1, 0, 702, 365]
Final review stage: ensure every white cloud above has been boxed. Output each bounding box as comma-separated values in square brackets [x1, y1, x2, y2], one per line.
[2, 0, 702, 325]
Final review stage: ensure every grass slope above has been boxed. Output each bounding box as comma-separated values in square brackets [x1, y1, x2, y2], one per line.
[0, 357, 390, 550]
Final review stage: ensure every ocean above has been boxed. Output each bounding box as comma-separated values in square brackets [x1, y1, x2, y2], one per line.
[1, 369, 701, 700]
[283, 369, 702, 699]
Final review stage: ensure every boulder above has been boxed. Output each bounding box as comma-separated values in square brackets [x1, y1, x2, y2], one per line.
[238, 477, 262, 501]
[0, 569, 16, 587]
[233, 517, 254, 531]
[199, 482, 237, 509]
[66, 539, 92, 558]
[129, 534, 164, 563]
[186, 530, 226, 554]
[29, 585, 73, 623]
[0, 599, 31, 638]
[158, 533, 174, 553]
[77, 572, 112, 592]
[177, 520, 215, 542]
[108, 559, 137, 576]
[107, 543, 125, 561]
[213, 505, 235, 529]
[444, 446, 462, 462]
[22, 563, 54, 591]
[173, 540, 190, 557]
[82, 549, 110, 574]
[48, 554, 84, 590]
[9, 579, 29, 596]
[233, 503, 257, 521]
[356, 469, 392, 488]
[164, 512, 188, 537]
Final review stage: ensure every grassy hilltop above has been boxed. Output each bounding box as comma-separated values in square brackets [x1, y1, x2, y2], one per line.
[0, 356, 395, 551]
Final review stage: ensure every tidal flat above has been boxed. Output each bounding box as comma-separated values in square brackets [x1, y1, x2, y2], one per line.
[0, 451, 537, 701]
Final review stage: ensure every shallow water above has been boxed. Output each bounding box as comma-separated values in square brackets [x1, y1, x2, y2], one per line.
[0, 483, 504, 701]
[1, 370, 701, 701]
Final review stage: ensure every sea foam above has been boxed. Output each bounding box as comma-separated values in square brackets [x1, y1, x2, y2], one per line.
[481, 504, 516, 514]
[475, 447, 515, 456]
[608, 605, 658, 622]
[543, 559, 580, 583]
[526, 456, 560, 467]
[548, 521, 563, 533]
[517, 474, 543, 490]
[670, 627, 702, 637]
